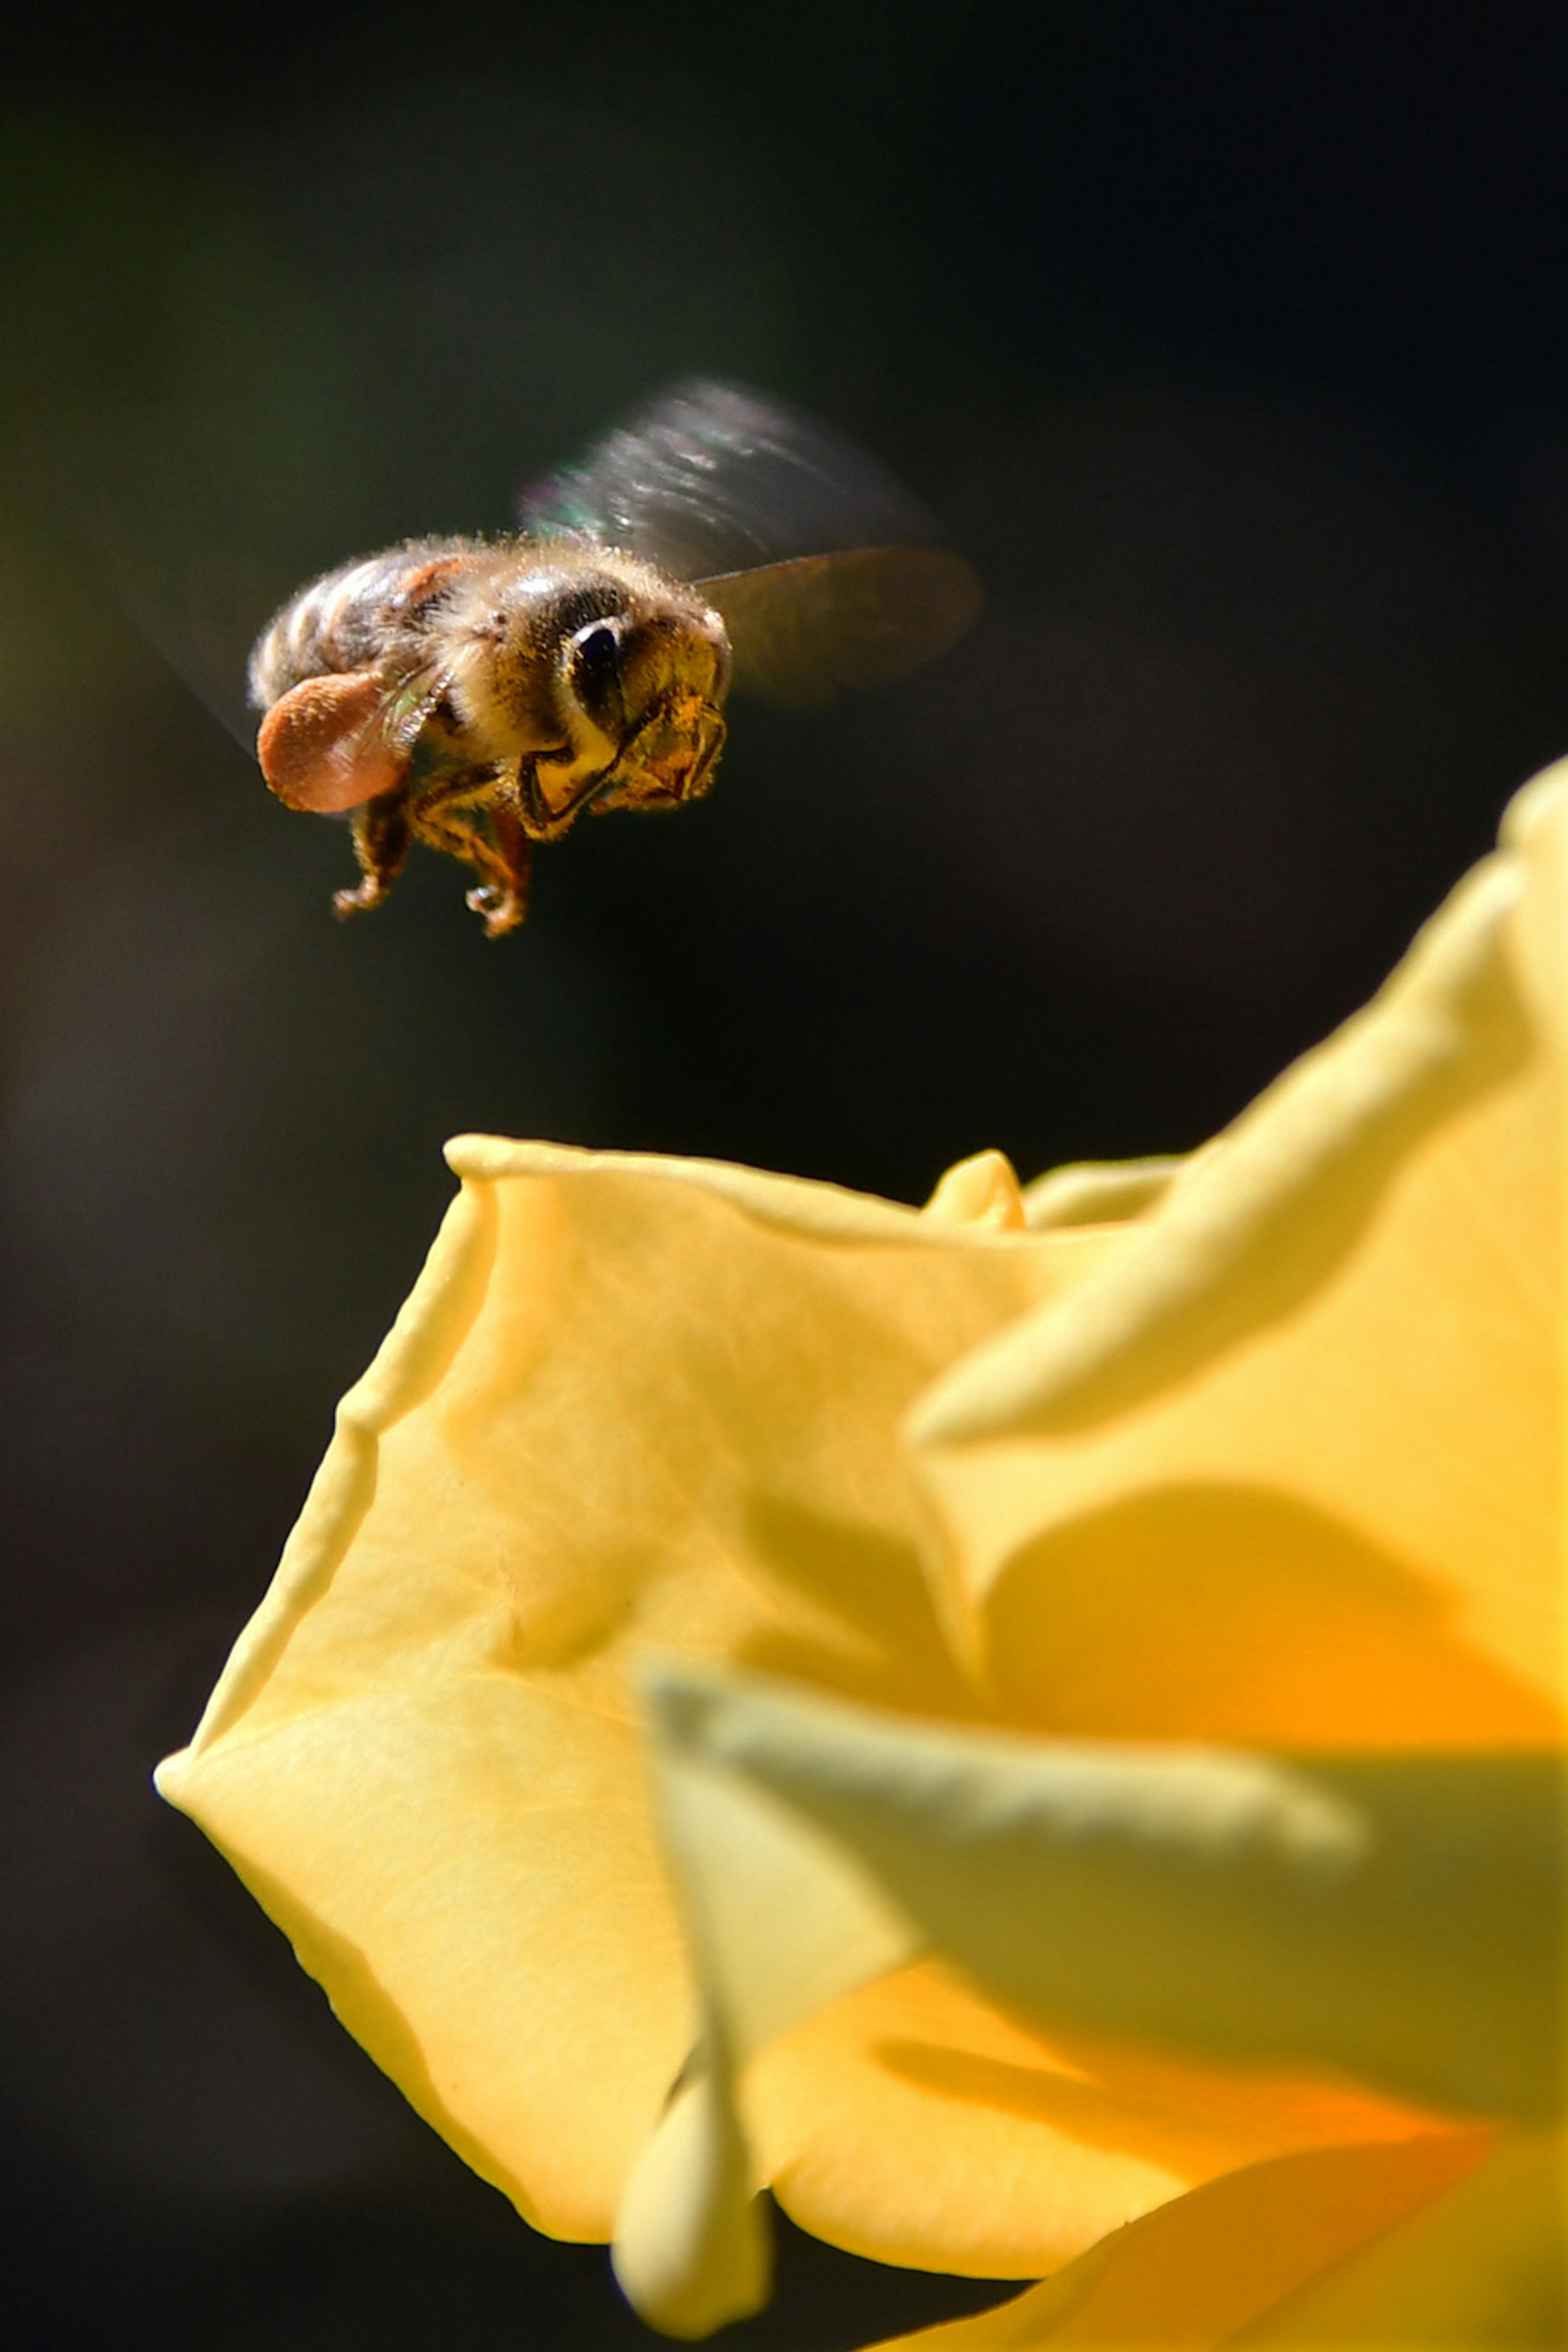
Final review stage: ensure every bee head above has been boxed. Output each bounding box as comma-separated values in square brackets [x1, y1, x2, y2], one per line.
[441, 552, 731, 826]
[556, 581, 730, 739]
[549, 570, 731, 815]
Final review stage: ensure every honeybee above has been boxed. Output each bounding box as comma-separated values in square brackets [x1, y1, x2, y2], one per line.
[247, 381, 980, 934]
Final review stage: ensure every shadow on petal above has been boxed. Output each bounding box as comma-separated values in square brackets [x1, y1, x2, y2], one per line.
[736, 1495, 988, 1722]
[872, 2033, 1436, 2178]
[984, 1484, 1560, 1746]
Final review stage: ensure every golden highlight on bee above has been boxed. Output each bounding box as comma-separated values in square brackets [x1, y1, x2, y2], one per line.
[247, 381, 981, 935]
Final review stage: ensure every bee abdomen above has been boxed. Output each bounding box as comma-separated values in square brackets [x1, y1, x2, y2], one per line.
[247, 537, 477, 709]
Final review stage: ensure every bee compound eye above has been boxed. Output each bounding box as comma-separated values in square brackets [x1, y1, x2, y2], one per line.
[567, 619, 626, 728]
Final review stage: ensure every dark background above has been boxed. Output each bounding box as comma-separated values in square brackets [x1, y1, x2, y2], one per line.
[2, 4, 1566, 2344]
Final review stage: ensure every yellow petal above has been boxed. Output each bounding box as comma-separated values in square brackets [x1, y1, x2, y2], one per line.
[752, 1965, 1431, 2283]
[862, 2132, 1493, 2348]
[910, 771, 1566, 1745]
[1230, 2129, 1564, 2346]
[157, 1143, 1119, 2242]
[1020, 1156, 1192, 1232]
[925, 1152, 1029, 1233]
[156, 760, 1568, 2325]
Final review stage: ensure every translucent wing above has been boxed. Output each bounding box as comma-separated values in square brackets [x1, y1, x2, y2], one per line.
[697, 546, 982, 709]
[518, 378, 947, 581]
[95, 534, 285, 755]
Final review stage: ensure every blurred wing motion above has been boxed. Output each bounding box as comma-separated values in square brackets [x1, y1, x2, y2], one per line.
[96, 535, 287, 758]
[519, 377, 980, 705]
[697, 546, 982, 710]
[519, 378, 941, 572]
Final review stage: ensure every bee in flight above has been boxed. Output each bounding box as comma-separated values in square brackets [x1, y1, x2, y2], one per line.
[247, 380, 980, 935]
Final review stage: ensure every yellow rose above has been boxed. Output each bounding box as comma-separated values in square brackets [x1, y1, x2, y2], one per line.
[157, 761, 1564, 2344]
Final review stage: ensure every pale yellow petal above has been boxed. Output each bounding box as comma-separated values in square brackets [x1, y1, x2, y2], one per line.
[642, 1665, 1554, 2122]
[626, 1663, 1481, 2293]
[611, 2072, 771, 2339]
[1501, 755, 1568, 1060]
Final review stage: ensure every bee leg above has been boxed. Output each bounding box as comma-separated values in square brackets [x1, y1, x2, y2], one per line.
[470, 803, 533, 937]
[408, 777, 532, 937]
[333, 787, 410, 921]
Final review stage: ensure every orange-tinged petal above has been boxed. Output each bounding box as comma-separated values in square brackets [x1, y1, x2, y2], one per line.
[863, 2132, 1493, 2348]
[1229, 2129, 1564, 2346]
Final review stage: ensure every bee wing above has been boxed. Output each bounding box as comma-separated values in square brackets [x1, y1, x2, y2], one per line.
[94, 535, 290, 755]
[517, 378, 947, 580]
[695, 546, 982, 710]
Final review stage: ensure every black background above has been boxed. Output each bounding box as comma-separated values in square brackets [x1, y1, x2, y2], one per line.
[2, 4, 1566, 2344]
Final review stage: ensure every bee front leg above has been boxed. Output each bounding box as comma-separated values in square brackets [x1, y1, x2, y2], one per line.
[334, 786, 411, 921]
[408, 769, 533, 937]
[474, 801, 534, 935]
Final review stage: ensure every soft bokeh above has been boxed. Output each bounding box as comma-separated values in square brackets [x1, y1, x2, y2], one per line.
[160, 768, 1561, 2341]
[11, 9, 1568, 2345]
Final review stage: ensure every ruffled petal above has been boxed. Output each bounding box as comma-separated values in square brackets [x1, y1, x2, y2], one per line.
[158, 1145, 1118, 2237]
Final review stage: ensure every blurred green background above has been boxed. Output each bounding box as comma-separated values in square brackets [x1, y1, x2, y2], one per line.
[4, 4, 1568, 2344]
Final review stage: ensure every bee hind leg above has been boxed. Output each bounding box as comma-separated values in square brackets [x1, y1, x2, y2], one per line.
[334, 787, 411, 921]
